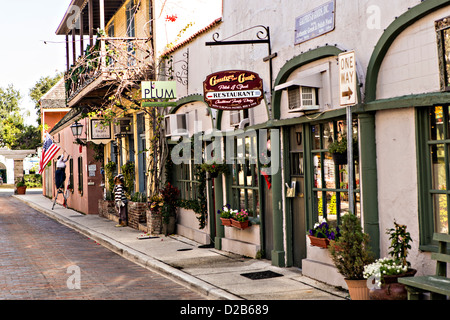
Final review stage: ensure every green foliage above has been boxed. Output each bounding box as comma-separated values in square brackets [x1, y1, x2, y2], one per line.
[105, 161, 117, 193]
[24, 174, 42, 188]
[329, 214, 375, 280]
[121, 161, 135, 196]
[386, 221, 413, 267]
[130, 192, 147, 203]
[328, 137, 348, 154]
[0, 84, 41, 150]
[160, 183, 180, 224]
[200, 162, 229, 176]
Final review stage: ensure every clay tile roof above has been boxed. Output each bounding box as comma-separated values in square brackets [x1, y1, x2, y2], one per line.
[161, 18, 222, 57]
[39, 78, 67, 109]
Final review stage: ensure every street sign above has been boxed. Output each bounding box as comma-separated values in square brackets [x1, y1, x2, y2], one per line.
[142, 81, 177, 100]
[338, 51, 357, 106]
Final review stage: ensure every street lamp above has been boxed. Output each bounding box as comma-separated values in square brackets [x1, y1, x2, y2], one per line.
[70, 121, 83, 138]
[70, 121, 84, 153]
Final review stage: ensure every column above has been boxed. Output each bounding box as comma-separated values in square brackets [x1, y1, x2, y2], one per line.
[358, 112, 380, 258]
[214, 176, 224, 250]
[271, 127, 285, 267]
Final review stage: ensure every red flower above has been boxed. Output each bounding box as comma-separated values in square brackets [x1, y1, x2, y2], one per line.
[165, 14, 177, 22]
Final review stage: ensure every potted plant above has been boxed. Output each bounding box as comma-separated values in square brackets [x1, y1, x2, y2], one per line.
[328, 137, 358, 165]
[308, 219, 340, 248]
[328, 137, 348, 165]
[147, 193, 164, 235]
[218, 204, 236, 227]
[364, 221, 416, 300]
[200, 162, 229, 178]
[328, 213, 375, 300]
[15, 178, 27, 195]
[231, 209, 250, 230]
[160, 183, 180, 235]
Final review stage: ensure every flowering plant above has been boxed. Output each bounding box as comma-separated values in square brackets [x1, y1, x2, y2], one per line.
[217, 204, 237, 219]
[234, 209, 249, 222]
[309, 219, 340, 240]
[200, 162, 229, 176]
[149, 194, 164, 211]
[363, 257, 408, 286]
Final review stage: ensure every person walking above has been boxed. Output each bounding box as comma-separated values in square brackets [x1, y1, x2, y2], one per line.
[113, 174, 128, 227]
[55, 152, 70, 189]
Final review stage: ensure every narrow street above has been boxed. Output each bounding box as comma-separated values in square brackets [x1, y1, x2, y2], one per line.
[0, 190, 205, 300]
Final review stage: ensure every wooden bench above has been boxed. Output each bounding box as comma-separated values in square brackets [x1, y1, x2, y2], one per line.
[398, 233, 450, 300]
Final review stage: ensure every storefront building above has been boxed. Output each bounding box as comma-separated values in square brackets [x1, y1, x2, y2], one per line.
[160, 0, 450, 288]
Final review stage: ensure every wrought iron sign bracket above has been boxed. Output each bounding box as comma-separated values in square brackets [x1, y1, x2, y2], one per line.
[205, 25, 276, 96]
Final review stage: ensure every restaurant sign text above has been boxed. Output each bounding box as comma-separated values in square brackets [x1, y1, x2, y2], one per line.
[203, 70, 263, 110]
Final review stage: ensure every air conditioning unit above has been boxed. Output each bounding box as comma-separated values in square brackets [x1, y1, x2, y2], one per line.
[230, 111, 242, 127]
[165, 114, 188, 137]
[114, 118, 133, 136]
[288, 86, 319, 113]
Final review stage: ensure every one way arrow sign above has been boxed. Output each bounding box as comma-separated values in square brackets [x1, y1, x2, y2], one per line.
[339, 51, 357, 106]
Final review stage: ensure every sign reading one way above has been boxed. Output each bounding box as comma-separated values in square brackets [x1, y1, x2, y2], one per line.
[338, 51, 357, 106]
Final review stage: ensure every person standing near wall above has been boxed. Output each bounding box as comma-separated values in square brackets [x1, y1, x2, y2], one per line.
[114, 174, 128, 227]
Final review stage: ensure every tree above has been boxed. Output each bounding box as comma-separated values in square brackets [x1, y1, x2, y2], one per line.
[29, 72, 63, 125]
[0, 84, 21, 121]
[0, 84, 41, 151]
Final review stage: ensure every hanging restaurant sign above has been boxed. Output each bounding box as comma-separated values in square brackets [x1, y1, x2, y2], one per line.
[203, 70, 264, 110]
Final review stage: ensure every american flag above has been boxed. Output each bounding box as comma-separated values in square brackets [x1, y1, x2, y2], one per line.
[39, 134, 60, 174]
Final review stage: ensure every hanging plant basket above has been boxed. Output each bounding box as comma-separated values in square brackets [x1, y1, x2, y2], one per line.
[332, 152, 347, 166]
[308, 235, 330, 248]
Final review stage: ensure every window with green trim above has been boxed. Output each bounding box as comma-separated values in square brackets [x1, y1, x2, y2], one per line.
[418, 106, 450, 237]
[231, 133, 259, 217]
[174, 160, 201, 201]
[311, 119, 360, 226]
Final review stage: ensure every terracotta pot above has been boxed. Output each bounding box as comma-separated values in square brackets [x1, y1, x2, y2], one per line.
[308, 235, 330, 248]
[345, 279, 370, 300]
[369, 283, 408, 300]
[220, 217, 232, 227]
[231, 219, 249, 230]
[369, 269, 417, 300]
[16, 186, 26, 195]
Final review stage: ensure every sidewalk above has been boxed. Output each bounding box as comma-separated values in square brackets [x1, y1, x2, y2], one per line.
[12, 191, 348, 300]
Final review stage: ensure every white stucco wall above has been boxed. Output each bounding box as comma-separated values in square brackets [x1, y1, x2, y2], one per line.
[377, 7, 450, 100]
[375, 108, 435, 275]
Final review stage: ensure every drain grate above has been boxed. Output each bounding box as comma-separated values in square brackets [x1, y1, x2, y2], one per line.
[240, 270, 283, 280]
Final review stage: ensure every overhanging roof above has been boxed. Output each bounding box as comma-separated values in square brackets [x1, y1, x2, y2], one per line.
[50, 108, 83, 135]
[56, 0, 127, 36]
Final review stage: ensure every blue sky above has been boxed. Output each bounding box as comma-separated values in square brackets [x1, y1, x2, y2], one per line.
[0, 0, 71, 125]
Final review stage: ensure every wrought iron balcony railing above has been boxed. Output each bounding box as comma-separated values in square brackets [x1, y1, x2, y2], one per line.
[65, 36, 153, 104]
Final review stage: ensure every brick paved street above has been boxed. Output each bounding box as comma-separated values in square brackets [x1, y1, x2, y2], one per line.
[0, 193, 205, 300]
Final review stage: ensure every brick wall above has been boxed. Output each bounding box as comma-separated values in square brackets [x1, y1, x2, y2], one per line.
[146, 208, 162, 235]
[128, 201, 147, 230]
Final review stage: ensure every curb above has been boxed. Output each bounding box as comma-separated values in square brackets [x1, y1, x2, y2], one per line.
[13, 195, 242, 300]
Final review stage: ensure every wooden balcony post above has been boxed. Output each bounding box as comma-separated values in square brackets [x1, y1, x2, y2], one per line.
[99, 0, 105, 30]
[99, 0, 106, 69]
[79, 8, 84, 55]
[72, 28, 76, 64]
[66, 34, 70, 71]
[89, 0, 94, 46]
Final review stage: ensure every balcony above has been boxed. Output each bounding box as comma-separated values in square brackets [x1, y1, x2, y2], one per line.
[65, 35, 153, 107]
